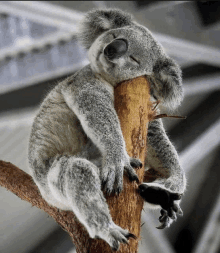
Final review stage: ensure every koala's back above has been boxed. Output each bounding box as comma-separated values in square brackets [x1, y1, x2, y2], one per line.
[28, 79, 89, 176]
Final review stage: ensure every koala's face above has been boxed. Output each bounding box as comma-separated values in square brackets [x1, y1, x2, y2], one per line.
[88, 25, 164, 86]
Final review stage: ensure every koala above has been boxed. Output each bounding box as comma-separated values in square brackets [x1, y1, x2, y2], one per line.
[28, 8, 186, 251]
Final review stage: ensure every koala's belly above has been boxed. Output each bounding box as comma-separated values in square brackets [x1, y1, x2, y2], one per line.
[30, 104, 89, 161]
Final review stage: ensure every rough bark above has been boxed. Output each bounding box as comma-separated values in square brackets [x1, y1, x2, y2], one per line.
[0, 76, 154, 252]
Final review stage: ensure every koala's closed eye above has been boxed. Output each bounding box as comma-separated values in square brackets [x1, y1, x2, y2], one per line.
[129, 55, 140, 65]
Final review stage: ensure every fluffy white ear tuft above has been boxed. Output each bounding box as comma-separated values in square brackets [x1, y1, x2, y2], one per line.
[77, 8, 133, 49]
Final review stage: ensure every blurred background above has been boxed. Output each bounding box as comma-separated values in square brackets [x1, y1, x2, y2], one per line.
[0, 1, 220, 253]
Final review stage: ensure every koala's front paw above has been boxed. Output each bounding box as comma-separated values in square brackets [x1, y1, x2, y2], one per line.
[138, 184, 183, 229]
[126, 157, 142, 181]
[102, 157, 141, 195]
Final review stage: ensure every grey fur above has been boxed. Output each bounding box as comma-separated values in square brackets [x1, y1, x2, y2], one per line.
[28, 8, 186, 250]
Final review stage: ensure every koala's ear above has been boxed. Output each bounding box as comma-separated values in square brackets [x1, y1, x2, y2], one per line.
[77, 8, 133, 49]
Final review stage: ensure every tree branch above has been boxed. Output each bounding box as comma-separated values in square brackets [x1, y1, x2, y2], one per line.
[0, 160, 92, 252]
[0, 76, 154, 252]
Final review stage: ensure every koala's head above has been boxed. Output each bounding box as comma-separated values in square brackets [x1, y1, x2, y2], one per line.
[77, 9, 166, 86]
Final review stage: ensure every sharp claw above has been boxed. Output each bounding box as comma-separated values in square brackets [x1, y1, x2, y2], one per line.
[106, 189, 111, 196]
[135, 161, 143, 169]
[122, 238, 129, 245]
[158, 217, 170, 229]
[116, 188, 121, 196]
[159, 215, 164, 222]
[112, 241, 119, 252]
[128, 174, 139, 182]
[130, 159, 142, 168]
[159, 214, 167, 222]
[106, 185, 114, 195]
[102, 180, 107, 189]
[132, 175, 139, 183]
[125, 233, 137, 240]
[125, 164, 139, 183]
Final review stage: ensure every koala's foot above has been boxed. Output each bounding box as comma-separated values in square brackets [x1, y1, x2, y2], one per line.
[97, 223, 136, 251]
[102, 157, 141, 195]
[138, 184, 183, 229]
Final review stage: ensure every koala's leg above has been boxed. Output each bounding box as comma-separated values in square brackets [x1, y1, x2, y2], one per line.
[139, 118, 186, 229]
[43, 155, 135, 251]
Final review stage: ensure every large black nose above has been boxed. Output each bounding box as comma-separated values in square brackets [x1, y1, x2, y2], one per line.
[104, 39, 128, 60]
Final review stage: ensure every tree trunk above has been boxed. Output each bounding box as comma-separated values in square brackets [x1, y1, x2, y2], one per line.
[88, 76, 153, 252]
[0, 76, 153, 253]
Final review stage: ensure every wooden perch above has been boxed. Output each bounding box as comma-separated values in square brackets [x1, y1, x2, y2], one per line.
[0, 76, 155, 253]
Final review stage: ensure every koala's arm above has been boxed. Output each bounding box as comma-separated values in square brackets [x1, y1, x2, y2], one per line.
[60, 68, 140, 194]
[139, 118, 186, 229]
[146, 118, 186, 193]
[138, 52, 186, 228]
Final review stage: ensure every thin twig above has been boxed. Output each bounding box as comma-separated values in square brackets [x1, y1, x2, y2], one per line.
[153, 114, 187, 120]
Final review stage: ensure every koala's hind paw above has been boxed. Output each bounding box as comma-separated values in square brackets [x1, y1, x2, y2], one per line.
[107, 224, 136, 251]
[138, 184, 183, 229]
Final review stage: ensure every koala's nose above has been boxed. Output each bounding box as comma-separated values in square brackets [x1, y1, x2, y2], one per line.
[104, 39, 128, 60]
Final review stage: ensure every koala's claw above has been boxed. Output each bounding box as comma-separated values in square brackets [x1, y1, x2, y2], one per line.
[102, 157, 140, 195]
[156, 218, 169, 229]
[124, 164, 139, 183]
[115, 188, 122, 196]
[108, 224, 137, 251]
[126, 169, 139, 183]
[129, 158, 142, 169]
[124, 157, 141, 183]
[125, 233, 137, 240]
[102, 169, 118, 195]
